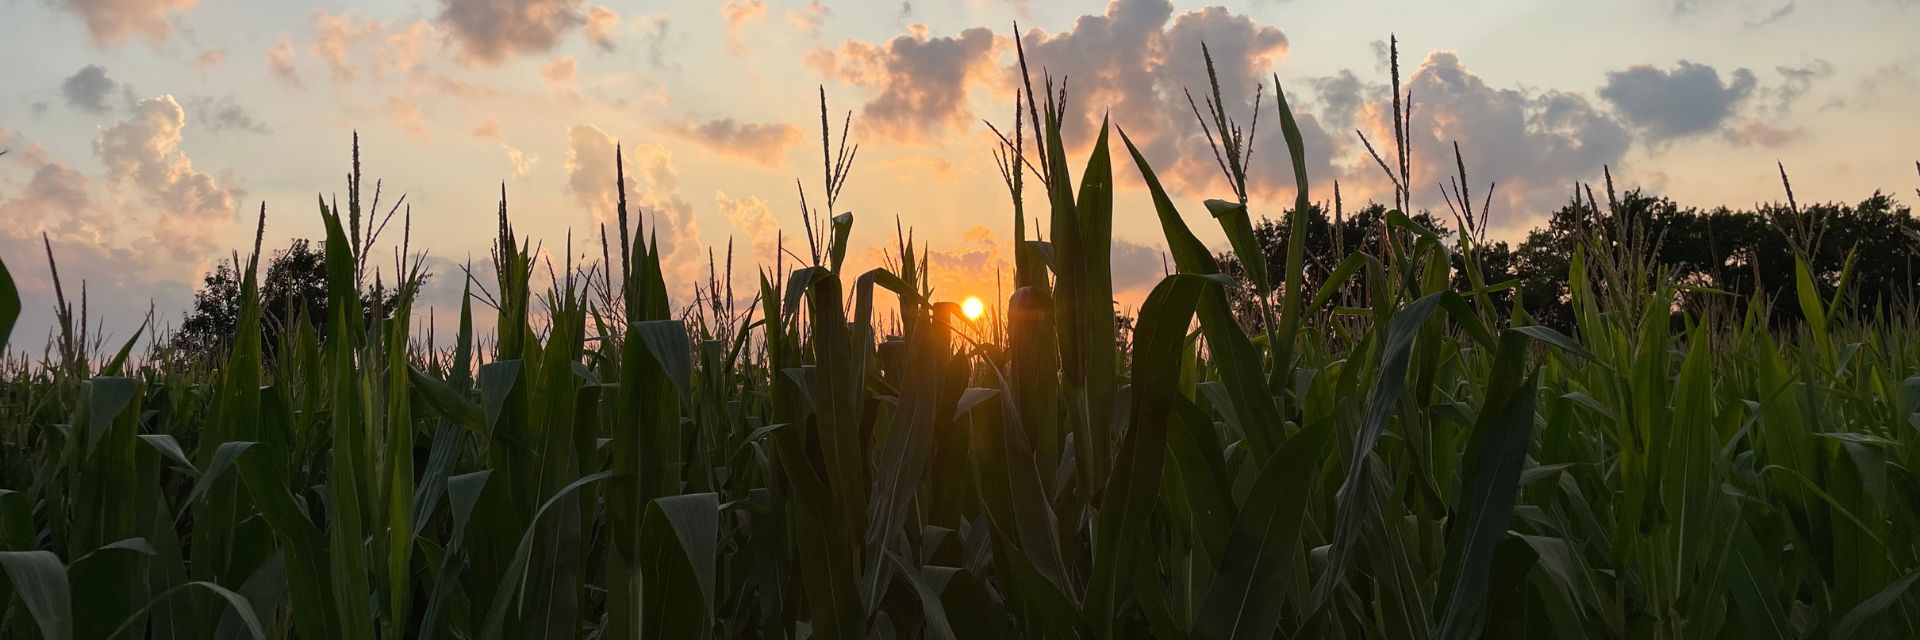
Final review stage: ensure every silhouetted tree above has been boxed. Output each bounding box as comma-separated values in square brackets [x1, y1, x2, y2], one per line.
[169, 238, 414, 361]
[1226, 190, 1920, 332]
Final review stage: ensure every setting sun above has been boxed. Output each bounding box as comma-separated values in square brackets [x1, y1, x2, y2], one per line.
[961, 296, 985, 321]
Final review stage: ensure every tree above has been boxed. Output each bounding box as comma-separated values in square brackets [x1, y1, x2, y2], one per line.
[168, 238, 413, 361]
[1225, 189, 1920, 333]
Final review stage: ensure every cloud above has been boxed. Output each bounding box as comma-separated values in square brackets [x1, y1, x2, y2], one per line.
[1010, 0, 1314, 199]
[1370, 51, 1632, 222]
[438, 0, 584, 65]
[1599, 60, 1757, 142]
[1744, 1, 1795, 27]
[585, 5, 619, 51]
[1763, 58, 1834, 115]
[185, 96, 271, 135]
[1722, 119, 1798, 147]
[267, 37, 302, 87]
[788, 1, 828, 36]
[0, 157, 107, 238]
[502, 143, 538, 177]
[808, 25, 1000, 142]
[93, 96, 244, 260]
[0, 228, 195, 353]
[543, 56, 578, 88]
[714, 190, 780, 265]
[1110, 237, 1167, 293]
[311, 11, 430, 83]
[722, 0, 767, 55]
[194, 49, 225, 70]
[473, 116, 502, 138]
[635, 16, 674, 69]
[668, 118, 801, 167]
[54, 0, 199, 47]
[1309, 69, 1366, 131]
[61, 65, 119, 113]
[857, 224, 1012, 302]
[385, 92, 429, 141]
[566, 124, 703, 294]
[313, 11, 383, 82]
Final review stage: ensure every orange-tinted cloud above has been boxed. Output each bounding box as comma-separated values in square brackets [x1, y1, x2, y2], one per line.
[311, 11, 430, 83]
[714, 190, 781, 266]
[668, 118, 801, 167]
[55, 0, 199, 47]
[94, 96, 245, 260]
[566, 124, 704, 293]
[194, 49, 225, 70]
[266, 37, 302, 87]
[543, 56, 578, 88]
[502, 143, 539, 177]
[722, 0, 767, 55]
[807, 25, 1000, 142]
[585, 5, 619, 52]
[787, 0, 827, 36]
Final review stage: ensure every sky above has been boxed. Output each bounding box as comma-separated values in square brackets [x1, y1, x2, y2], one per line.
[2, 0, 1917, 349]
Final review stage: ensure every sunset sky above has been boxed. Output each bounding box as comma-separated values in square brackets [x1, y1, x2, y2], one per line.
[2, 0, 1917, 346]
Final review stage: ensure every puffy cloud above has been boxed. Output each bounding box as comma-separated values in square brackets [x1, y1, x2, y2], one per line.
[566, 124, 703, 294]
[1309, 69, 1365, 131]
[0, 159, 106, 238]
[714, 190, 780, 264]
[1599, 60, 1757, 142]
[787, 0, 828, 36]
[311, 11, 430, 83]
[186, 96, 271, 135]
[61, 65, 119, 113]
[0, 228, 195, 352]
[93, 96, 244, 259]
[808, 25, 1000, 141]
[668, 118, 801, 167]
[313, 11, 382, 82]
[1010, 0, 1317, 200]
[267, 37, 302, 87]
[722, 0, 767, 55]
[585, 6, 619, 51]
[1363, 51, 1632, 223]
[438, 0, 584, 65]
[55, 0, 199, 47]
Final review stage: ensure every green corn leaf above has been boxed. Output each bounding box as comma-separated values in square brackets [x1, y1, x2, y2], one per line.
[1086, 273, 1219, 637]
[1193, 420, 1331, 640]
[639, 493, 720, 639]
[1434, 333, 1540, 640]
[0, 550, 72, 640]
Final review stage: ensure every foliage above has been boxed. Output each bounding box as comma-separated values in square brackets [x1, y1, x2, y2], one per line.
[169, 238, 418, 363]
[1, 43, 1919, 640]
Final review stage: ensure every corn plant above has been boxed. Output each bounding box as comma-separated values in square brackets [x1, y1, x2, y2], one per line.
[1, 37, 1918, 640]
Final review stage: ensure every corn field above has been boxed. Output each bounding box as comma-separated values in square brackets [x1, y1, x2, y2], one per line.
[2, 52, 1919, 640]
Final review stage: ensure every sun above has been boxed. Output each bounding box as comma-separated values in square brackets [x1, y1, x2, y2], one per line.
[961, 296, 986, 321]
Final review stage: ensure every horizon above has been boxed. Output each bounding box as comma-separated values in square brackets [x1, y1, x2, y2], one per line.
[3, 0, 1919, 347]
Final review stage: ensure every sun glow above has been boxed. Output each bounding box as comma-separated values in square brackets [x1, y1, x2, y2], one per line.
[961, 296, 985, 321]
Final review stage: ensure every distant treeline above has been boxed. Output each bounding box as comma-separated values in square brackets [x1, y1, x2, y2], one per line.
[1219, 190, 1920, 330]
